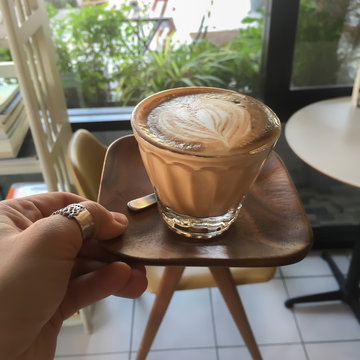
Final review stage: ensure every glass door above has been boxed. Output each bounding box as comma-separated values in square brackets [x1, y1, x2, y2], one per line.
[261, 0, 360, 121]
[291, 0, 360, 89]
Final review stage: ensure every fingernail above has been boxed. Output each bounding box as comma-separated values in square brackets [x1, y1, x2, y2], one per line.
[112, 212, 128, 226]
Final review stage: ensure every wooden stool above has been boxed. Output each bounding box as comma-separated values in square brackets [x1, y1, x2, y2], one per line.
[98, 135, 312, 360]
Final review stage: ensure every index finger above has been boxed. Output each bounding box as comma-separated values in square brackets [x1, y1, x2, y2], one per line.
[2, 192, 87, 222]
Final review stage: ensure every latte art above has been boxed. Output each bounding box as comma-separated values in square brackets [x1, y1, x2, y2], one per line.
[134, 89, 279, 157]
[148, 97, 251, 154]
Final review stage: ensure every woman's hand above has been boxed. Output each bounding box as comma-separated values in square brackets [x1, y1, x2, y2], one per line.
[0, 192, 147, 360]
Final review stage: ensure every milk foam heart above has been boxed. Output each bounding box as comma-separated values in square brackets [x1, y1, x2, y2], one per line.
[147, 96, 251, 155]
[134, 89, 279, 156]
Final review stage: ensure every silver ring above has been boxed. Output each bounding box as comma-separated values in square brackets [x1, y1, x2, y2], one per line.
[52, 203, 95, 241]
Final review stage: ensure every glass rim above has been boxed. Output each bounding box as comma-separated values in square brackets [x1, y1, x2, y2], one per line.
[131, 86, 281, 158]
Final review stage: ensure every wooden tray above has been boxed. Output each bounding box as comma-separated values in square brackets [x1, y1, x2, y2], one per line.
[98, 135, 312, 267]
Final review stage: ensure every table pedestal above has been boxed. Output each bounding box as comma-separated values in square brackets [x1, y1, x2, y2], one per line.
[285, 240, 360, 323]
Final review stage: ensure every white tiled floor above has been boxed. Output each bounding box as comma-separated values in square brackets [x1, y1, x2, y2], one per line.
[55, 249, 360, 360]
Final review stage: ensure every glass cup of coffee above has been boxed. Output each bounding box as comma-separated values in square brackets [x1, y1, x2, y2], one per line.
[131, 87, 281, 239]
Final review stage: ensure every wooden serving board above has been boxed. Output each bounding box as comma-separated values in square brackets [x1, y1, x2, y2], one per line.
[98, 135, 312, 267]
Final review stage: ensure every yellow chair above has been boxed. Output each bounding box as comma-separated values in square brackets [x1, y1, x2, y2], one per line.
[68, 133, 276, 360]
[67, 129, 107, 201]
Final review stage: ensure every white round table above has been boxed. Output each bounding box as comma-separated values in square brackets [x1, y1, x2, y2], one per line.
[285, 96, 360, 188]
[284, 96, 360, 322]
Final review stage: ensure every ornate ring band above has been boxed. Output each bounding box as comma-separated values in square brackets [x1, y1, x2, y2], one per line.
[52, 203, 95, 241]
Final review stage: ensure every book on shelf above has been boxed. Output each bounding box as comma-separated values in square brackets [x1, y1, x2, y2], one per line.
[0, 102, 26, 141]
[0, 93, 23, 136]
[0, 107, 29, 158]
[0, 83, 19, 113]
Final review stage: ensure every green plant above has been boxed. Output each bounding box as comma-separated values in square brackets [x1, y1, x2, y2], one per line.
[49, 3, 264, 107]
[0, 48, 11, 62]
[292, 0, 354, 86]
[224, 12, 264, 93]
[116, 38, 233, 105]
[49, 3, 150, 106]
[0, 49, 16, 85]
[115, 12, 264, 105]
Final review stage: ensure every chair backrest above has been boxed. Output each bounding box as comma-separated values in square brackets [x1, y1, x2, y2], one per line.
[0, 0, 73, 191]
[67, 129, 107, 201]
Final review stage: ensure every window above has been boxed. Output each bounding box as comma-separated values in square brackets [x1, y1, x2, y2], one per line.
[48, 0, 266, 108]
[47, 0, 359, 123]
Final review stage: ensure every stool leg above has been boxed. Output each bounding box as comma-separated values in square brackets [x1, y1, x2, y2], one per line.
[209, 267, 262, 360]
[136, 266, 185, 360]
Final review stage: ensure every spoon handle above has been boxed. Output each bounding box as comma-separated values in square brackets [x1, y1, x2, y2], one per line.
[127, 193, 157, 211]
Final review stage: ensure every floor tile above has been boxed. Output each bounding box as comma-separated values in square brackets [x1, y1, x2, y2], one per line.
[131, 289, 216, 351]
[55, 296, 133, 356]
[281, 250, 350, 278]
[273, 268, 282, 278]
[297, 184, 360, 227]
[53, 250, 360, 360]
[55, 354, 128, 360]
[306, 341, 360, 360]
[130, 347, 217, 360]
[212, 279, 301, 346]
[284, 277, 360, 342]
[218, 344, 307, 360]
